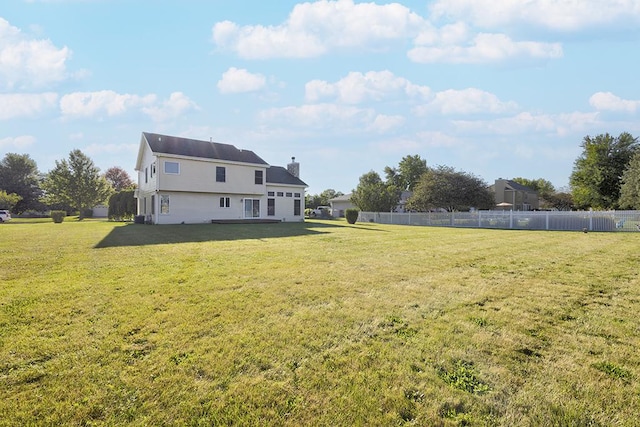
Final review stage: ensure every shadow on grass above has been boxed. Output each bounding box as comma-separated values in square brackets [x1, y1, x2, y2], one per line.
[94, 221, 361, 248]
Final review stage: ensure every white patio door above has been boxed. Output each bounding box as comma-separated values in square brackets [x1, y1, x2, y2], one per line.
[244, 199, 260, 218]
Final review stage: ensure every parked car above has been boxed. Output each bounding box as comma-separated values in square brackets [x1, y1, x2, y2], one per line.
[311, 206, 332, 218]
[0, 210, 11, 222]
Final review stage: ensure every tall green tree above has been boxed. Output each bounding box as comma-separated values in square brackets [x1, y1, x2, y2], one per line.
[618, 151, 640, 209]
[384, 154, 428, 191]
[0, 153, 44, 213]
[406, 165, 494, 212]
[569, 132, 638, 209]
[351, 171, 400, 212]
[42, 150, 113, 219]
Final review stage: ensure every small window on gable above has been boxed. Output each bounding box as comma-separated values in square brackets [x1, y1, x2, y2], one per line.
[216, 166, 226, 182]
[255, 170, 263, 185]
[164, 161, 179, 174]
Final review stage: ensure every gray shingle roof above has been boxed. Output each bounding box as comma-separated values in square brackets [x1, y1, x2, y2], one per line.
[143, 132, 268, 165]
[505, 180, 537, 193]
[266, 166, 307, 186]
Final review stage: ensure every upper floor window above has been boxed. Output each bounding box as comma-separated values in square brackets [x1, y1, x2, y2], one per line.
[164, 161, 180, 174]
[216, 166, 226, 182]
[255, 170, 263, 185]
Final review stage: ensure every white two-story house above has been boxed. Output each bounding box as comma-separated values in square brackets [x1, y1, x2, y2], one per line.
[135, 132, 307, 224]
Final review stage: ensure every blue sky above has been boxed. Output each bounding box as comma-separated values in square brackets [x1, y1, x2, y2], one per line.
[2, 0, 639, 195]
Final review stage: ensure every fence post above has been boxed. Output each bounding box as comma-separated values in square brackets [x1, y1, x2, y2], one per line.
[509, 210, 513, 229]
[478, 210, 482, 227]
[589, 210, 593, 231]
[546, 211, 549, 230]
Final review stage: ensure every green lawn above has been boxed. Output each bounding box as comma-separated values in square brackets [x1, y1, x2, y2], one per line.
[1, 219, 639, 426]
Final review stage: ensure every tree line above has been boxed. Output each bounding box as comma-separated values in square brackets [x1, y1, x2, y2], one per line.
[0, 150, 136, 220]
[306, 132, 640, 212]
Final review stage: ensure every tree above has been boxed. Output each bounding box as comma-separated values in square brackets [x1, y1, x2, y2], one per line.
[351, 171, 400, 212]
[569, 132, 638, 209]
[384, 154, 428, 191]
[104, 166, 135, 191]
[305, 189, 343, 209]
[406, 165, 494, 212]
[0, 190, 22, 210]
[544, 191, 575, 211]
[0, 153, 44, 213]
[108, 190, 136, 221]
[42, 149, 113, 219]
[619, 151, 640, 209]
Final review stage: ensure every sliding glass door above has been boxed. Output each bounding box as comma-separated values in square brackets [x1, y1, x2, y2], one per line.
[244, 199, 260, 218]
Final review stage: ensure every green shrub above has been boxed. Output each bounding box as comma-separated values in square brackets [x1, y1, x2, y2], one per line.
[345, 208, 359, 224]
[50, 210, 66, 223]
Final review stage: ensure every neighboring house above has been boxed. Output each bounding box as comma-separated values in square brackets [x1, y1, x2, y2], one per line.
[491, 179, 539, 211]
[135, 132, 307, 224]
[329, 191, 412, 216]
[329, 194, 355, 217]
[92, 205, 108, 218]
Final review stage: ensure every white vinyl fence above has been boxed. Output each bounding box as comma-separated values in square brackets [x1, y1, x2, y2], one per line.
[357, 210, 640, 232]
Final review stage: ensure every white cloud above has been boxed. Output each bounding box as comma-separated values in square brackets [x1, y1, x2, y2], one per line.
[0, 18, 73, 89]
[368, 114, 405, 133]
[0, 135, 36, 149]
[428, 0, 640, 31]
[408, 32, 562, 64]
[60, 90, 156, 118]
[0, 92, 58, 120]
[59, 90, 197, 121]
[305, 70, 431, 104]
[217, 67, 266, 94]
[259, 103, 376, 130]
[212, 0, 425, 59]
[142, 92, 199, 122]
[84, 143, 138, 156]
[589, 92, 639, 113]
[414, 88, 518, 115]
[452, 111, 600, 136]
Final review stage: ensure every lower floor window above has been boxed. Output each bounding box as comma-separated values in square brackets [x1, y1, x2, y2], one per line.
[267, 198, 275, 216]
[244, 199, 260, 218]
[294, 199, 301, 216]
[220, 197, 230, 208]
[160, 195, 170, 214]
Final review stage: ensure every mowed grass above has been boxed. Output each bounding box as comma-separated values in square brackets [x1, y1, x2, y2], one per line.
[1, 219, 639, 426]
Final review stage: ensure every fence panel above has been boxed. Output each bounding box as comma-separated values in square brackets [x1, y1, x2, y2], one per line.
[357, 210, 640, 232]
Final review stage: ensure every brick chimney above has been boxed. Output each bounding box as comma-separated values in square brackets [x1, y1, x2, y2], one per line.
[287, 156, 300, 178]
